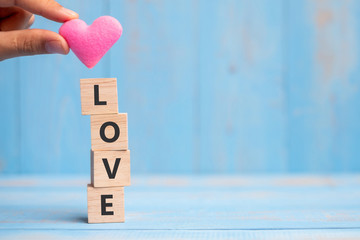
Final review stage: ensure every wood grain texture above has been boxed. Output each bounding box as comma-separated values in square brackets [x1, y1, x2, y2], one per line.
[91, 150, 130, 187]
[0, 175, 359, 238]
[90, 113, 128, 151]
[0, 59, 20, 173]
[108, 0, 199, 174]
[2, 229, 360, 240]
[87, 184, 125, 223]
[2, 0, 360, 174]
[80, 78, 118, 115]
[285, 0, 360, 172]
[198, 0, 286, 173]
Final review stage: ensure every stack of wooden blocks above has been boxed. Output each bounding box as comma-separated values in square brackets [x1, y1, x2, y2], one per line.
[80, 78, 130, 224]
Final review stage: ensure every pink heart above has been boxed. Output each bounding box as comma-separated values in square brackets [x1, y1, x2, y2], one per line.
[59, 16, 122, 69]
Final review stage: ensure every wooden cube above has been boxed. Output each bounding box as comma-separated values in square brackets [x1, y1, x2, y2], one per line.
[91, 113, 128, 150]
[80, 78, 118, 115]
[91, 150, 130, 187]
[87, 184, 125, 223]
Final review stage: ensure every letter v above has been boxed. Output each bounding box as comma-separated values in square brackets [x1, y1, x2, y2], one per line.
[102, 158, 121, 179]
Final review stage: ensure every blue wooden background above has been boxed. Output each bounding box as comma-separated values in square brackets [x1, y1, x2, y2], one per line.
[1, 0, 360, 174]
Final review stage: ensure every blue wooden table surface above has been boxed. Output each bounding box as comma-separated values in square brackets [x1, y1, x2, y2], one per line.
[0, 175, 359, 239]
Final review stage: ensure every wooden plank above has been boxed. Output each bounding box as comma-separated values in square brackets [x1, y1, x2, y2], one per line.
[108, 0, 198, 173]
[80, 78, 118, 115]
[0, 175, 359, 230]
[1, 229, 360, 240]
[198, 0, 287, 173]
[0, 59, 20, 173]
[286, 0, 360, 172]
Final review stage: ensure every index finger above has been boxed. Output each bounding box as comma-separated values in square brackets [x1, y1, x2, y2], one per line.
[0, 0, 78, 22]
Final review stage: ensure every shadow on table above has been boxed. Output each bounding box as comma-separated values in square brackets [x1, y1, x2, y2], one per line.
[0, 207, 88, 225]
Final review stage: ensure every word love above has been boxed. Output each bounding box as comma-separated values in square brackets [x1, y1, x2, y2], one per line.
[81, 78, 130, 223]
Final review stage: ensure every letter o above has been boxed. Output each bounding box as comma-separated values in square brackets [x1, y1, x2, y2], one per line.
[100, 121, 120, 143]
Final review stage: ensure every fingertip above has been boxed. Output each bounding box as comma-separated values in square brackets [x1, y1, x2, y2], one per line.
[26, 14, 35, 28]
[60, 7, 79, 22]
[59, 35, 70, 54]
[63, 43, 70, 54]
[44, 40, 65, 54]
[14, 0, 79, 23]
[45, 35, 70, 55]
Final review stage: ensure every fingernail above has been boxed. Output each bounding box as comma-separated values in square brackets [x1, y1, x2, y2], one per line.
[60, 7, 78, 19]
[45, 40, 67, 54]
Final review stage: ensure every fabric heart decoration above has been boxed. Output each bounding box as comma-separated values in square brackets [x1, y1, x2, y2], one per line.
[59, 16, 122, 69]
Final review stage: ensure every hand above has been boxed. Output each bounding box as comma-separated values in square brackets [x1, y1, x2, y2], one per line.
[0, 0, 78, 61]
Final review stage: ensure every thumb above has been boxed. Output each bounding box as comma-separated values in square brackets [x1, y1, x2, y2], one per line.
[0, 29, 69, 61]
